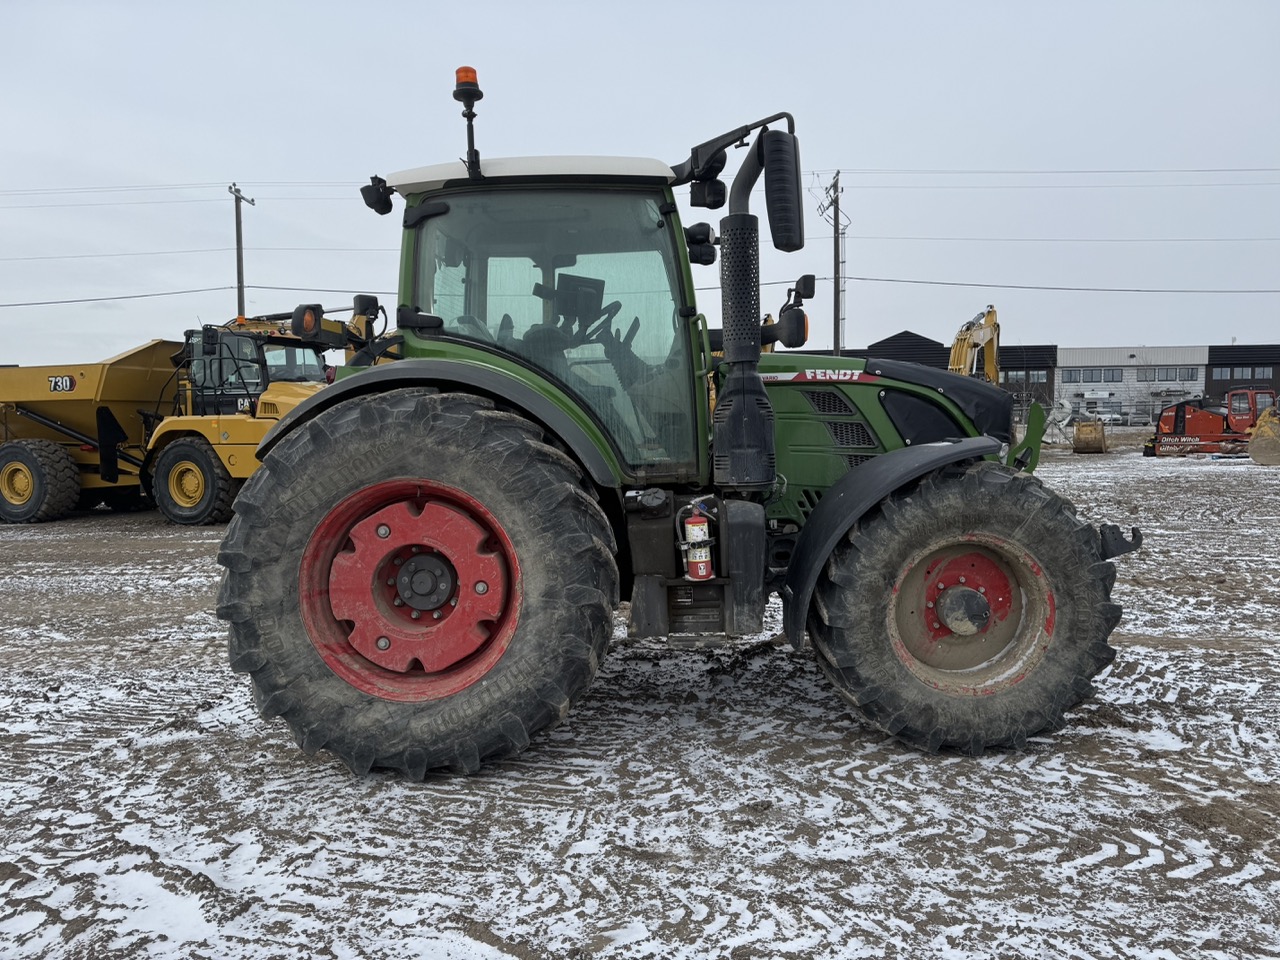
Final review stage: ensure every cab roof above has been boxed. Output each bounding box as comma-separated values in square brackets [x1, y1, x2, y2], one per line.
[385, 156, 676, 195]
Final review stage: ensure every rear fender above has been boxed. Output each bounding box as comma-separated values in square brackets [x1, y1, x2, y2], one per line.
[780, 436, 1001, 648]
[256, 360, 623, 487]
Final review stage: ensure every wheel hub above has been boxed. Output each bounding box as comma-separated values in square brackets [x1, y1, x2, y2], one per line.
[322, 495, 511, 676]
[169, 461, 205, 507]
[397, 553, 457, 611]
[893, 543, 1036, 678]
[1, 463, 33, 505]
[935, 585, 991, 636]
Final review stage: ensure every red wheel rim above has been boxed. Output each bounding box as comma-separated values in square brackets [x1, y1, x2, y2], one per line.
[890, 534, 1055, 695]
[299, 479, 521, 702]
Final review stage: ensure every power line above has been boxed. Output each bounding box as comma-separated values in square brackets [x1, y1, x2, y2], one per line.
[844, 276, 1280, 294]
[0, 286, 234, 308]
[835, 181, 1280, 191]
[0, 181, 354, 197]
[843, 235, 1280, 244]
[691, 277, 1280, 294]
[0, 246, 399, 263]
[808, 166, 1280, 176]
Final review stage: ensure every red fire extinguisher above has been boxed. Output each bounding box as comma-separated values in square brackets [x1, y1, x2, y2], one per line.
[682, 512, 714, 581]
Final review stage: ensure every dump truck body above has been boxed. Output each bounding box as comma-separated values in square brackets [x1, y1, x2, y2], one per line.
[0, 339, 181, 492]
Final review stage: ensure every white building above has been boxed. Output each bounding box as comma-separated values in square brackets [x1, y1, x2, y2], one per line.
[1055, 346, 1207, 419]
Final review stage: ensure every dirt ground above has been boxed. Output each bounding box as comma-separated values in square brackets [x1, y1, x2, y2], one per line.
[2, 430, 1278, 959]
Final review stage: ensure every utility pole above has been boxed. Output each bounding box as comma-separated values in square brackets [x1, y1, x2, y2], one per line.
[228, 183, 255, 319]
[815, 171, 848, 356]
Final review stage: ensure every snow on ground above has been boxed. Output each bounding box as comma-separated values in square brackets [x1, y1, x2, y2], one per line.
[1, 447, 1278, 959]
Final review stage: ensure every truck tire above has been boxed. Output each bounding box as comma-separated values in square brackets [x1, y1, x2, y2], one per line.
[216, 388, 618, 776]
[0, 439, 80, 523]
[810, 461, 1121, 754]
[153, 437, 237, 524]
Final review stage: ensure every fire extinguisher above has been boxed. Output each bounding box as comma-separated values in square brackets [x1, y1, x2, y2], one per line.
[678, 499, 716, 581]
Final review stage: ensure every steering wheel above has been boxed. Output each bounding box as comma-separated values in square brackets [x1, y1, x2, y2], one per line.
[576, 300, 622, 345]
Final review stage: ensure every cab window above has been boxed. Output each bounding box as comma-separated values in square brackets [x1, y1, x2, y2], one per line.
[412, 189, 696, 471]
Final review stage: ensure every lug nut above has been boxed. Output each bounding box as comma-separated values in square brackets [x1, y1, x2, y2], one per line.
[433, 610, 443, 620]
[959, 576, 967, 584]
[376, 524, 391, 539]
[386, 578, 395, 586]
[411, 610, 421, 620]
[394, 597, 404, 607]
[450, 598, 458, 607]
[376, 636, 390, 650]
[475, 581, 489, 595]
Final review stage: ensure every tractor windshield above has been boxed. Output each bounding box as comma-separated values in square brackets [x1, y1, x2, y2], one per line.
[411, 188, 697, 471]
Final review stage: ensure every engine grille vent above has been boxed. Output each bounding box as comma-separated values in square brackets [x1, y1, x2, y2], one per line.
[258, 401, 280, 417]
[827, 421, 876, 448]
[803, 390, 854, 416]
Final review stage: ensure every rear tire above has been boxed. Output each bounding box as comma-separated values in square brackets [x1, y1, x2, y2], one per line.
[0, 439, 79, 523]
[811, 461, 1121, 754]
[216, 389, 618, 776]
[153, 437, 236, 524]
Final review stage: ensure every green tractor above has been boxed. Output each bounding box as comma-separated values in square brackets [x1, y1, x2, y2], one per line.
[216, 69, 1141, 776]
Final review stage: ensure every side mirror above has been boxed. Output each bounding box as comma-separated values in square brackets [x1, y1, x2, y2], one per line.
[396, 304, 444, 331]
[762, 130, 804, 253]
[690, 179, 726, 209]
[360, 176, 393, 216]
[762, 306, 809, 349]
[795, 274, 816, 300]
[201, 327, 220, 356]
[685, 222, 718, 266]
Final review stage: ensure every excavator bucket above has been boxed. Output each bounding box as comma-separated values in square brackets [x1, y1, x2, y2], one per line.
[1073, 420, 1107, 454]
[1249, 406, 1280, 466]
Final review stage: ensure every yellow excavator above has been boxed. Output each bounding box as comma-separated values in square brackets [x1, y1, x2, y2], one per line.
[948, 305, 999, 382]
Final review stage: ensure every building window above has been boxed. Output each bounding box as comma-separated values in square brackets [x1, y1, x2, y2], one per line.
[1158, 367, 1178, 381]
[1029, 370, 1047, 383]
[1234, 367, 1251, 379]
[1062, 369, 1080, 383]
[1137, 368, 1156, 382]
[1082, 368, 1103, 383]
[1006, 370, 1026, 383]
[1104, 368, 1124, 382]
[1257, 366, 1274, 379]
[1211, 367, 1230, 380]
[1179, 367, 1198, 381]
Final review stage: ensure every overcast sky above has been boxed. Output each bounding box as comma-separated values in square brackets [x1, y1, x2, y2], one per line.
[2, 1, 1277, 365]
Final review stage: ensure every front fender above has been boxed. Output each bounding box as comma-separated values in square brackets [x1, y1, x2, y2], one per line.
[780, 435, 1002, 648]
[256, 360, 624, 487]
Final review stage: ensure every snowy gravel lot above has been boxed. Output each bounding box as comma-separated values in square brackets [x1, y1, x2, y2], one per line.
[2, 440, 1278, 959]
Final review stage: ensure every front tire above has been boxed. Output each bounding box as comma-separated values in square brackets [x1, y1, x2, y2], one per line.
[811, 461, 1121, 754]
[153, 437, 236, 524]
[216, 389, 618, 776]
[0, 439, 79, 523]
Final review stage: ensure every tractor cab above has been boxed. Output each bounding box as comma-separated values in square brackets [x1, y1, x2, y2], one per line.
[390, 172, 700, 475]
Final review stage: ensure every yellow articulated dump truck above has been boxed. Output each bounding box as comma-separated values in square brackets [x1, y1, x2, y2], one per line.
[0, 297, 396, 525]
